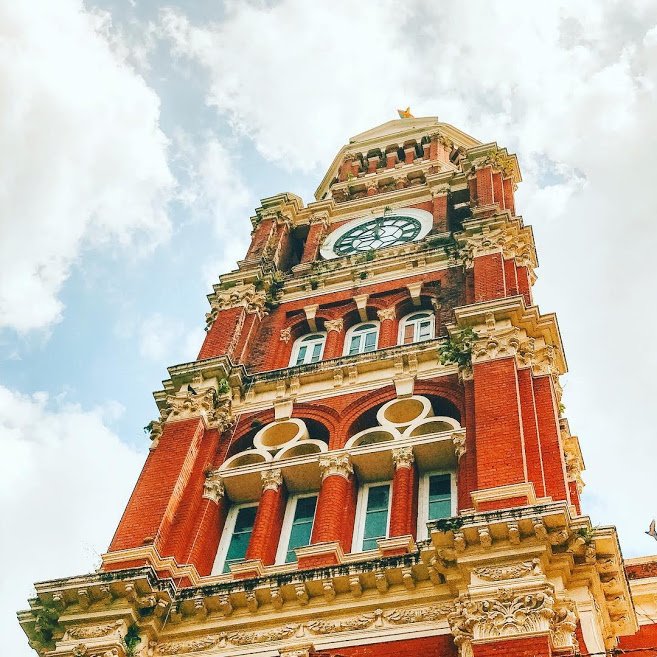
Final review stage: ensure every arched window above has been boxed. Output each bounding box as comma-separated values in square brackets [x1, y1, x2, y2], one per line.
[399, 311, 434, 345]
[290, 333, 326, 366]
[344, 322, 379, 356]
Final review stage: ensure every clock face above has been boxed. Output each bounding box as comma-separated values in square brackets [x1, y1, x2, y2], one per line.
[333, 215, 422, 256]
[319, 207, 433, 260]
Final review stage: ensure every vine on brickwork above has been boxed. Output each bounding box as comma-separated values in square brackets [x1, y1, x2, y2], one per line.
[438, 328, 478, 369]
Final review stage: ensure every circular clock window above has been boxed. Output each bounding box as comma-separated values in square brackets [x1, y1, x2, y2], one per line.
[319, 208, 433, 260]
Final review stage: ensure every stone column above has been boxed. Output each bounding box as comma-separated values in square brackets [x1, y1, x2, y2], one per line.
[311, 454, 354, 550]
[377, 307, 398, 348]
[323, 318, 344, 359]
[389, 447, 417, 538]
[246, 469, 286, 565]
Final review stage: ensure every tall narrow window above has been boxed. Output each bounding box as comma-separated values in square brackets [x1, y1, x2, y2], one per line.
[400, 311, 435, 344]
[290, 333, 326, 366]
[276, 494, 318, 564]
[353, 482, 391, 552]
[417, 472, 455, 540]
[212, 504, 257, 574]
[345, 322, 379, 356]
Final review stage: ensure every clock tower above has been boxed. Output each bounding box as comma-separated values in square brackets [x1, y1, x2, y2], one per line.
[18, 116, 657, 657]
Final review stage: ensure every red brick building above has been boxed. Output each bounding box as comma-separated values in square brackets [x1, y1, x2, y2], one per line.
[19, 117, 657, 657]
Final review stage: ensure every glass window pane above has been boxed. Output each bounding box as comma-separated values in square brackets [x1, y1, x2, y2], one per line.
[303, 334, 322, 341]
[363, 330, 377, 351]
[285, 496, 317, 563]
[295, 345, 307, 365]
[310, 342, 322, 362]
[418, 320, 432, 340]
[429, 474, 451, 497]
[367, 484, 390, 511]
[428, 498, 451, 521]
[348, 335, 360, 355]
[223, 506, 256, 572]
[403, 323, 415, 344]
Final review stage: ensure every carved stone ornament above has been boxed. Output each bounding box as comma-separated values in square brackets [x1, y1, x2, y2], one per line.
[324, 318, 344, 333]
[73, 647, 119, 657]
[156, 635, 223, 655]
[392, 446, 415, 470]
[318, 453, 353, 480]
[472, 559, 541, 582]
[306, 610, 381, 634]
[66, 622, 122, 640]
[384, 603, 453, 624]
[209, 283, 267, 315]
[280, 327, 292, 343]
[202, 474, 225, 503]
[452, 431, 466, 461]
[448, 586, 576, 656]
[458, 222, 535, 271]
[261, 468, 283, 492]
[377, 307, 396, 322]
[161, 388, 234, 433]
[145, 420, 163, 451]
[227, 624, 300, 646]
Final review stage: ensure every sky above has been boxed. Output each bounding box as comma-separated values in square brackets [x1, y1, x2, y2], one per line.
[2, 1, 657, 654]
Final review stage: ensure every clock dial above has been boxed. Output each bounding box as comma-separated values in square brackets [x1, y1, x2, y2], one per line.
[332, 215, 422, 256]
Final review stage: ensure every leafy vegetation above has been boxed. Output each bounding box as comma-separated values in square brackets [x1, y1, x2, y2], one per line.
[124, 625, 141, 657]
[438, 328, 479, 368]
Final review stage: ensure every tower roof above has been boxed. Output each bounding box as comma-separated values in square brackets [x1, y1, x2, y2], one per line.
[315, 116, 482, 200]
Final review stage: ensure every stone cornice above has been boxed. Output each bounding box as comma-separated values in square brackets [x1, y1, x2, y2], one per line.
[449, 296, 567, 375]
[159, 387, 235, 433]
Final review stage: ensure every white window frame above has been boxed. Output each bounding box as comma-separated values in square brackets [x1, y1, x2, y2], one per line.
[275, 492, 318, 565]
[416, 471, 457, 541]
[289, 332, 327, 367]
[211, 501, 258, 575]
[343, 321, 380, 356]
[398, 310, 435, 345]
[351, 480, 392, 552]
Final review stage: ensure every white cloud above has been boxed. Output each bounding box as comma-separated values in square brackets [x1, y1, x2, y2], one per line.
[0, 0, 174, 332]
[137, 311, 205, 363]
[160, 1, 657, 557]
[0, 384, 144, 657]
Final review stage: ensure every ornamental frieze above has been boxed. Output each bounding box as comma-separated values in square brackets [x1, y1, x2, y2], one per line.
[384, 603, 453, 624]
[65, 622, 122, 641]
[306, 610, 381, 634]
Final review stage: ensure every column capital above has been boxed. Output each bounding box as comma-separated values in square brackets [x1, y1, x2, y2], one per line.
[325, 318, 344, 333]
[261, 468, 283, 492]
[318, 453, 353, 480]
[202, 474, 225, 504]
[392, 446, 415, 470]
[377, 307, 396, 322]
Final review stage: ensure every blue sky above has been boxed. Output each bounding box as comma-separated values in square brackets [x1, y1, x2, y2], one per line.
[3, 1, 657, 654]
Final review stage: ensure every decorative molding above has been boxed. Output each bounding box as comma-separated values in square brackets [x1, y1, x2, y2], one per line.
[384, 603, 452, 624]
[377, 307, 396, 322]
[202, 474, 225, 504]
[160, 387, 234, 433]
[448, 586, 578, 655]
[318, 453, 353, 480]
[470, 482, 537, 510]
[145, 420, 163, 450]
[472, 559, 541, 582]
[325, 318, 344, 333]
[452, 430, 466, 461]
[228, 624, 300, 646]
[392, 446, 415, 470]
[207, 283, 267, 320]
[65, 622, 122, 640]
[307, 610, 381, 634]
[261, 468, 283, 492]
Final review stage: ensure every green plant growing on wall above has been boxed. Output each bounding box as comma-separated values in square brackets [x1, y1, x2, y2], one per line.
[34, 601, 61, 645]
[264, 272, 285, 311]
[358, 271, 368, 280]
[438, 328, 478, 369]
[365, 250, 375, 262]
[124, 625, 141, 657]
[217, 378, 230, 395]
[309, 278, 319, 290]
[576, 526, 596, 545]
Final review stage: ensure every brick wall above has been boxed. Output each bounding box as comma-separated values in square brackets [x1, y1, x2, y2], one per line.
[313, 633, 457, 657]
